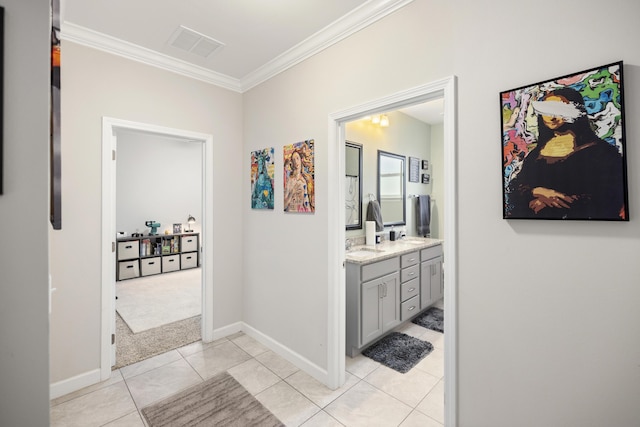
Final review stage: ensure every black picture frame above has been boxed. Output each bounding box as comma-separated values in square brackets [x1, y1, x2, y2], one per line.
[422, 160, 428, 170]
[408, 157, 420, 183]
[501, 61, 628, 221]
[422, 174, 430, 184]
[0, 7, 4, 195]
[50, 0, 61, 228]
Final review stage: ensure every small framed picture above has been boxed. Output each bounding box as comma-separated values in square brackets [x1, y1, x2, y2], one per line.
[422, 160, 429, 170]
[422, 174, 430, 184]
[172, 223, 182, 234]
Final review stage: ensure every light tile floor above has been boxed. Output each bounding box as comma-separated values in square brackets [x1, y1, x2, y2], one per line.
[51, 307, 444, 427]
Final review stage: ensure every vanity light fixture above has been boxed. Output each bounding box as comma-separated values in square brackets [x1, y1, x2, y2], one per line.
[371, 115, 381, 124]
[380, 114, 389, 127]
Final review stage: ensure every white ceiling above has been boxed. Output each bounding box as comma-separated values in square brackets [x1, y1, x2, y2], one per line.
[61, 0, 442, 124]
[61, 0, 414, 92]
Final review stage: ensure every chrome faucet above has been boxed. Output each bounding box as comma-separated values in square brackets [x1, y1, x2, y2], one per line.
[345, 238, 352, 250]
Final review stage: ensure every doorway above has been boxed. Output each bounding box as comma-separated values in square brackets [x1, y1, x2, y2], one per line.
[113, 130, 203, 368]
[100, 117, 215, 380]
[328, 77, 458, 426]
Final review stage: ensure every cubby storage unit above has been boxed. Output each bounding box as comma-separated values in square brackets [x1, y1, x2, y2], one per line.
[116, 233, 199, 281]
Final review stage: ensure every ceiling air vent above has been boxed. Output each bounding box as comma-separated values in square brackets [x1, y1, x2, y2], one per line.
[168, 25, 224, 58]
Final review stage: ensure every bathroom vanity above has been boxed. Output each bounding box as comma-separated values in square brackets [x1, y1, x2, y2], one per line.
[345, 237, 443, 357]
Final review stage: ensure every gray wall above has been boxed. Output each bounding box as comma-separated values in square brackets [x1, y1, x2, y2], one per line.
[243, 0, 640, 425]
[33, 0, 640, 425]
[0, 0, 51, 425]
[50, 42, 244, 383]
[116, 132, 203, 236]
[345, 111, 434, 238]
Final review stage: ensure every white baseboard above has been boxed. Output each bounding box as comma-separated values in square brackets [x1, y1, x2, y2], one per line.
[51, 321, 329, 400]
[211, 321, 243, 341]
[50, 368, 102, 400]
[241, 322, 329, 386]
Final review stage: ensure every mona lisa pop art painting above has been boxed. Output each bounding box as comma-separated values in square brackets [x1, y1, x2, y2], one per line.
[501, 61, 629, 221]
[283, 139, 315, 213]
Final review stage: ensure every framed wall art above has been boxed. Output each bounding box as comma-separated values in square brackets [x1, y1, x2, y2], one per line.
[283, 139, 314, 213]
[501, 61, 628, 221]
[251, 147, 274, 210]
[50, 0, 62, 228]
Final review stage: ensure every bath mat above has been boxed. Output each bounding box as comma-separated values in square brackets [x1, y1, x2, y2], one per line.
[362, 332, 433, 374]
[412, 306, 444, 333]
[141, 371, 283, 427]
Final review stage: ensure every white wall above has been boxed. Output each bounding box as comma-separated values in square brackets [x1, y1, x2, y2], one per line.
[116, 132, 203, 236]
[243, 0, 640, 425]
[0, 1, 51, 425]
[50, 42, 244, 383]
[430, 123, 444, 239]
[345, 111, 432, 238]
[39, 0, 640, 424]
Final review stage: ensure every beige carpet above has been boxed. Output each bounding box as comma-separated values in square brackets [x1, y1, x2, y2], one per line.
[116, 268, 202, 333]
[114, 312, 201, 369]
[141, 371, 284, 427]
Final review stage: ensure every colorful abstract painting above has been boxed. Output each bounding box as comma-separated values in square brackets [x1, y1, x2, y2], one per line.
[283, 139, 315, 213]
[251, 147, 274, 209]
[501, 61, 628, 221]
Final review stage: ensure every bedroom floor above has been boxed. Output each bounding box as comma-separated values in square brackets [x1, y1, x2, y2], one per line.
[51, 301, 445, 427]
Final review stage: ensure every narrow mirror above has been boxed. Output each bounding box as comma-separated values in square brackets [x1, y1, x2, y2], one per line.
[345, 141, 363, 230]
[377, 150, 406, 226]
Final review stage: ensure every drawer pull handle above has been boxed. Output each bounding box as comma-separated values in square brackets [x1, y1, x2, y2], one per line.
[187, 239, 193, 243]
[408, 272, 415, 276]
[186, 256, 192, 260]
[149, 262, 155, 265]
[169, 259, 175, 262]
[408, 287, 415, 292]
[408, 258, 416, 262]
[125, 245, 132, 249]
[126, 265, 133, 269]
[408, 306, 416, 311]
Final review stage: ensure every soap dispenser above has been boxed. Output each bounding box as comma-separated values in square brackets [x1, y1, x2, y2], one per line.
[390, 226, 396, 241]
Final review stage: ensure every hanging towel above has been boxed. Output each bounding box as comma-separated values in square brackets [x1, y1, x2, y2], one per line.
[416, 195, 431, 237]
[366, 200, 384, 232]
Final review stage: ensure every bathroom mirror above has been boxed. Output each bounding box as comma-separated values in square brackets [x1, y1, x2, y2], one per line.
[345, 141, 363, 230]
[377, 150, 406, 226]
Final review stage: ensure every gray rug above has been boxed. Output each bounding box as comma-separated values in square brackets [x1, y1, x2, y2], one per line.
[114, 312, 201, 369]
[362, 332, 433, 373]
[412, 307, 444, 333]
[141, 371, 284, 427]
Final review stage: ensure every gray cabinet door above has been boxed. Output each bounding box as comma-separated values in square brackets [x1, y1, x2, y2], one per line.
[430, 257, 443, 302]
[421, 256, 443, 308]
[380, 273, 401, 332]
[361, 278, 383, 345]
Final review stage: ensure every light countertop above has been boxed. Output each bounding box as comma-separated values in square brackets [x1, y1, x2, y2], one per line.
[345, 237, 443, 265]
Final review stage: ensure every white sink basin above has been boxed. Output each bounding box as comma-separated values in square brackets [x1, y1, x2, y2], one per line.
[347, 247, 385, 258]
[402, 240, 426, 245]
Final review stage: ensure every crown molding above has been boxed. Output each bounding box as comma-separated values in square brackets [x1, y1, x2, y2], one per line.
[240, 0, 415, 92]
[61, 22, 244, 93]
[62, 0, 414, 94]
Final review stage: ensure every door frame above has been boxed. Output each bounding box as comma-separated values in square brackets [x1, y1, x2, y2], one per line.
[100, 117, 214, 379]
[327, 76, 458, 426]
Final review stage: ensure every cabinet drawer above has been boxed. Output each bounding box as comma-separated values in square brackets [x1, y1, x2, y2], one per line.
[162, 255, 180, 272]
[117, 240, 140, 260]
[361, 257, 399, 282]
[401, 264, 419, 283]
[181, 235, 198, 253]
[401, 251, 419, 268]
[118, 260, 140, 280]
[401, 295, 420, 321]
[141, 257, 161, 276]
[181, 252, 198, 269]
[401, 278, 419, 302]
[421, 245, 443, 261]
